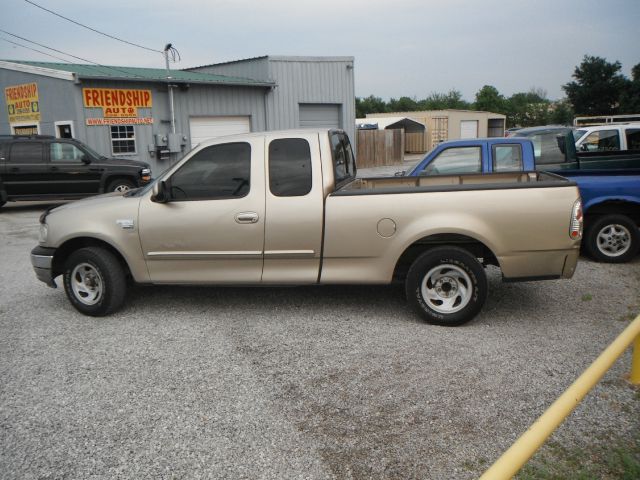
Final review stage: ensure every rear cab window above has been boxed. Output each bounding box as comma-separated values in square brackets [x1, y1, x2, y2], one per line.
[419, 146, 481, 175]
[492, 144, 523, 172]
[330, 131, 356, 188]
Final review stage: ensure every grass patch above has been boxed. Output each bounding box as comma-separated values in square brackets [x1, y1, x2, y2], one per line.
[514, 434, 640, 480]
[581, 293, 593, 302]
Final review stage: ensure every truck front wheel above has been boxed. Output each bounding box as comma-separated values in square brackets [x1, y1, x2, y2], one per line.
[406, 247, 487, 326]
[585, 214, 639, 263]
[63, 247, 127, 316]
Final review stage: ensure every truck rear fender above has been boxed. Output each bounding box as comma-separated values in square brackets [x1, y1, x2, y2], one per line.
[392, 233, 500, 282]
[583, 198, 640, 226]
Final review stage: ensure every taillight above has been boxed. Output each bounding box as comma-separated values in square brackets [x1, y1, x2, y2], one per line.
[570, 199, 583, 240]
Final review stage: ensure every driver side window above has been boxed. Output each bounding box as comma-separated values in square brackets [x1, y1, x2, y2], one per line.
[169, 142, 251, 200]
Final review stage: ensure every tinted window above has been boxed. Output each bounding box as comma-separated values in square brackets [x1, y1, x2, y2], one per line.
[528, 133, 566, 165]
[493, 144, 523, 172]
[169, 142, 251, 200]
[579, 130, 620, 152]
[9, 142, 43, 163]
[625, 128, 640, 150]
[269, 138, 312, 196]
[420, 146, 481, 175]
[330, 132, 356, 187]
[50, 143, 85, 162]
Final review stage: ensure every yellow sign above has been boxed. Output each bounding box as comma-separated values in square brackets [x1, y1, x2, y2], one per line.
[5, 82, 41, 123]
[83, 88, 152, 118]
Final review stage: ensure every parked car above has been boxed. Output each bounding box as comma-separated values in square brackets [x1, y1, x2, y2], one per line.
[31, 129, 582, 325]
[0, 135, 151, 208]
[406, 136, 640, 263]
[573, 123, 640, 152]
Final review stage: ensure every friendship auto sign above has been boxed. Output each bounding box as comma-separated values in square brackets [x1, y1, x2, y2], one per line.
[82, 87, 152, 118]
[5, 82, 41, 123]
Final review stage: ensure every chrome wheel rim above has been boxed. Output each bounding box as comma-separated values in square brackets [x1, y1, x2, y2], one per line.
[113, 184, 131, 193]
[597, 224, 631, 257]
[70, 263, 103, 305]
[421, 264, 472, 314]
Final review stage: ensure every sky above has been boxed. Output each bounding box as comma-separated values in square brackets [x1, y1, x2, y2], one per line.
[1, 0, 639, 102]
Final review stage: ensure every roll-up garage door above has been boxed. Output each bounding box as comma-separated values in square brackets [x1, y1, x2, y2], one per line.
[299, 104, 341, 129]
[189, 116, 250, 148]
[460, 120, 479, 139]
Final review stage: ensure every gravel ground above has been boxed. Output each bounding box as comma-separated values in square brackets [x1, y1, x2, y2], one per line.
[1, 200, 639, 479]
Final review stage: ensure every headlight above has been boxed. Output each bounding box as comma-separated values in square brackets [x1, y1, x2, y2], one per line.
[39, 224, 48, 243]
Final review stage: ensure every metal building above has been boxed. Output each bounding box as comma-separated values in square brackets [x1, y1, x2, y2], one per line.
[1, 56, 355, 172]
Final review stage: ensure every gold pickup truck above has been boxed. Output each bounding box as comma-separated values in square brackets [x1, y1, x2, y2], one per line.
[31, 129, 582, 326]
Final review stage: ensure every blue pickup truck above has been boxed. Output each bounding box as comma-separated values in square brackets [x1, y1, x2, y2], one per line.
[406, 137, 640, 263]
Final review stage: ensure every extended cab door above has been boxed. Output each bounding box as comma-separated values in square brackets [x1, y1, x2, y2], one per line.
[261, 133, 325, 283]
[138, 138, 265, 283]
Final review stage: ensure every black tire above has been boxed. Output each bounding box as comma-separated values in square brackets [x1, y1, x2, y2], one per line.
[584, 214, 639, 263]
[107, 178, 136, 193]
[63, 247, 127, 316]
[405, 246, 487, 326]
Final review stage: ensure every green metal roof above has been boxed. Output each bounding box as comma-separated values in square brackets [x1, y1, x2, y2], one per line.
[2, 60, 274, 87]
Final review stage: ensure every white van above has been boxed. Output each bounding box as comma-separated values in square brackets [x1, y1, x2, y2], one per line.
[574, 124, 640, 152]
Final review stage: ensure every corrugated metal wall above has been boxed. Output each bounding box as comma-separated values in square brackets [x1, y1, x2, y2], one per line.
[191, 56, 356, 142]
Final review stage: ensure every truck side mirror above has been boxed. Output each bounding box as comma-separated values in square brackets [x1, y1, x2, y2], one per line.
[151, 180, 169, 203]
[81, 154, 91, 164]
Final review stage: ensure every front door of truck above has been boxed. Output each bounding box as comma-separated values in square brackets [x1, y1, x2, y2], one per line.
[138, 138, 265, 283]
[261, 133, 324, 283]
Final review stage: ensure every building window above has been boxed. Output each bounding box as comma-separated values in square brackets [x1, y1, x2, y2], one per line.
[110, 125, 136, 154]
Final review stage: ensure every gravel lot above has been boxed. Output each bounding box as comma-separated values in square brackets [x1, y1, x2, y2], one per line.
[1, 200, 639, 479]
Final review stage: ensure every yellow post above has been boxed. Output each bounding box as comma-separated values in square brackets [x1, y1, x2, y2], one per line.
[631, 333, 640, 385]
[480, 314, 640, 480]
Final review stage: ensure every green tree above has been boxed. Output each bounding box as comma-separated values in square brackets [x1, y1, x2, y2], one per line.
[549, 99, 574, 125]
[505, 89, 551, 127]
[619, 63, 640, 113]
[473, 85, 506, 113]
[418, 90, 470, 110]
[355, 95, 388, 117]
[563, 55, 628, 115]
[387, 96, 419, 112]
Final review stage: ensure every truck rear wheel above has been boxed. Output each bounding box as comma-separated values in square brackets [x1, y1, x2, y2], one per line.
[405, 247, 487, 326]
[585, 214, 639, 263]
[63, 247, 127, 316]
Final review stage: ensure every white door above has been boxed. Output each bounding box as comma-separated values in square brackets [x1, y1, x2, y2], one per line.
[299, 104, 341, 129]
[460, 120, 479, 139]
[189, 116, 250, 148]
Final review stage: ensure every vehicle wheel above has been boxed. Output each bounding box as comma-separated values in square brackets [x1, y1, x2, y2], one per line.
[107, 178, 136, 193]
[405, 246, 487, 326]
[585, 214, 639, 263]
[63, 247, 127, 316]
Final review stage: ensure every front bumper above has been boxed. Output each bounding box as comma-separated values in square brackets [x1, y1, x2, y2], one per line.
[30, 246, 57, 288]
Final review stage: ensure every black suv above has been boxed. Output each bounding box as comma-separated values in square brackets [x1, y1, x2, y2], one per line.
[0, 135, 151, 208]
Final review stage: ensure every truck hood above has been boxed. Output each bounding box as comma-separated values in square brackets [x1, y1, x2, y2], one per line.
[92, 157, 150, 169]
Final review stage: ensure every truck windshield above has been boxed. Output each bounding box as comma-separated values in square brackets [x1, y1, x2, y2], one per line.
[330, 131, 356, 188]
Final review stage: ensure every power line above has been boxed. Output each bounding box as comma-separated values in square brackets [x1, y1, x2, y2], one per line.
[0, 36, 91, 65]
[24, 0, 162, 54]
[0, 28, 149, 79]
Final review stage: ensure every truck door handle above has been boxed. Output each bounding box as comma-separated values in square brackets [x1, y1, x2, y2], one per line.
[235, 212, 259, 224]
[51, 166, 59, 171]
[10, 167, 19, 172]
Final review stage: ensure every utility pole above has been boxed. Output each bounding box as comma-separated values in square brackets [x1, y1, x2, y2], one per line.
[164, 43, 176, 135]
